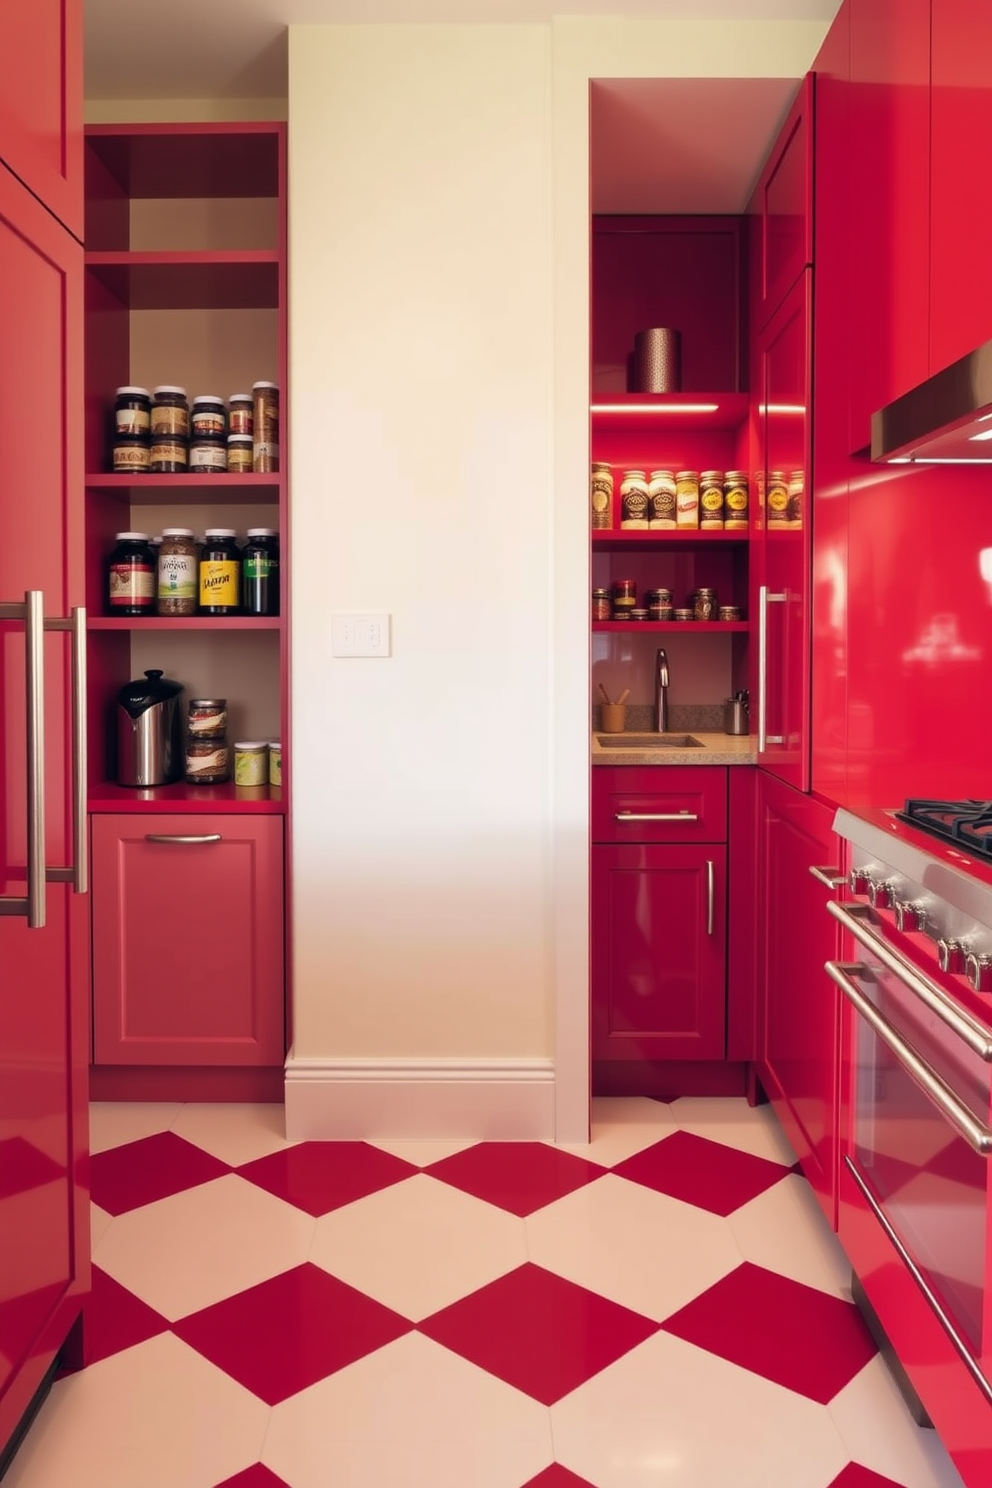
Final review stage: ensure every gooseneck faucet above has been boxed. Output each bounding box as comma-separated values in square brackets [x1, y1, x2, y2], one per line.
[655, 647, 670, 733]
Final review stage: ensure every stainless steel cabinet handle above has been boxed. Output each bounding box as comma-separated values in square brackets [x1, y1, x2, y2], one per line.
[706, 859, 715, 936]
[144, 834, 223, 845]
[44, 607, 88, 895]
[826, 959, 992, 1156]
[808, 865, 846, 889]
[614, 810, 699, 823]
[828, 899, 992, 1061]
[0, 591, 46, 927]
[757, 585, 787, 750]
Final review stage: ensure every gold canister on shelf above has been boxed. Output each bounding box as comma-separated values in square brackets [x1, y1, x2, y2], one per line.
[767, 470, 790, 529]
[788, 469, 805, 528]
[699, 470, 725, 530]
[619, 469, 649, 529]
[591, 463, 613, 529]
[648, 469, 677, 529]
[252, 381, 279, 473]
[723, 471, 749, 531]
[675, 470, 700, 529]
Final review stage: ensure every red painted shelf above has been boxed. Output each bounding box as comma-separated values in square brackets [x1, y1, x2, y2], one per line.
[85, 473, 282, 505]
[592, 529, 749, 550]
[590, 392, 749, 434]
[89, 781, 285, 814]
[86, 251, 279, 310]
[88, 616, 280, 631]
[592, 621, 749, 634]
[85, 125, 281, 200]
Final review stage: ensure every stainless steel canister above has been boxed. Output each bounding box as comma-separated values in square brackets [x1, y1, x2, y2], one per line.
[632, 328, 682, 392]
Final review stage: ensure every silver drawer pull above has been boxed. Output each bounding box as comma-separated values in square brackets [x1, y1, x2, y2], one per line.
[0, 591, 46, 927]
[808, 865, 846, 889]
[706, 859, 715, 936]
[144, 834, 223, 845]
[614, 810, 699, 823]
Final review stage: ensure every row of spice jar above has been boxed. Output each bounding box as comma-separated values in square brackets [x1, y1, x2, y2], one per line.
[108, 529, 279, 617]
[593, 584, 742, 623]
[112, 383, 279, 474]
[186, 699, 282, 787]
[592, 466, 750, 531]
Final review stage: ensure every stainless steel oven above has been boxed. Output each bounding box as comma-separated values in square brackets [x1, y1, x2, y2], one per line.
[829, 808, 992, 1485]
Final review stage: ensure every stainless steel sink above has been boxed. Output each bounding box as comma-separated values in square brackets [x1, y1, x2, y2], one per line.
[595, 733, 703, 749]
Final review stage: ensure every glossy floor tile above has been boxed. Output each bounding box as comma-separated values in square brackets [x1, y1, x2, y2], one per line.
[4, 1097, 968, 1488]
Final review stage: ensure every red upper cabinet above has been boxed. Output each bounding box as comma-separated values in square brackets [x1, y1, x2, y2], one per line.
[752, 76, 813, 331]
[930, 0, 992, 375]
[847, 0, 930, 452]
[0, 0, 82, 239]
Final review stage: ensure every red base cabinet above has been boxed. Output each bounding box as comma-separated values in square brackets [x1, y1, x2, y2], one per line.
[91, 815, 284, 1068]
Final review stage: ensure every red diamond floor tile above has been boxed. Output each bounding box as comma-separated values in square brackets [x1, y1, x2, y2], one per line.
[89, 1131, 231, 1216]
[826, 1468, 907, 1488]
[612, 1129, 790, 1216]
[85, 1266, 169, 1364]
[237, 1141, 419, 1217]
[418, 1262, 658, 1406]
[424, 1143, 606, 1217]
[213, 1466, 291, 1488]
[661, 1261, 877, 1404]
[172, 1262, 413, 1405]
[520, 1467, 600, 1487]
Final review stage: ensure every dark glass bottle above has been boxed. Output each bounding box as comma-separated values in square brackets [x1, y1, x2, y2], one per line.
[107, 532, 155, 616]
[241, 528, 280, 616]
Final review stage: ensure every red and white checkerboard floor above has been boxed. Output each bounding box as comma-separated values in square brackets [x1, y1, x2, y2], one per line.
[5, 1097, 966, 1488]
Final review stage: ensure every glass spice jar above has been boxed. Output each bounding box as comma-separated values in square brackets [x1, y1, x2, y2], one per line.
[619, 470, 649, 530]
[723, 471, 750, 530]
[107, 532, 155, 616]
[156, 528, 198, 616]
[228, 393, 253, 437]
[185, 736, 230, 785]
[187, 698, 228, 738]
[612, 578, 637, 611]
[252, 381, 279, 472]
[648, 470, 677, 529]
[699, 470, 725, 530]
[592, 588, 612, 622]
[590, 463, 613, 530]
[226, 435, 254, 473]
[234, 741, 268, 787]
[151, 385, 189, 440]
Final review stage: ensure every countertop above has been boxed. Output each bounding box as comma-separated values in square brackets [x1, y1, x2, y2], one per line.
[591, 731, 757, 766]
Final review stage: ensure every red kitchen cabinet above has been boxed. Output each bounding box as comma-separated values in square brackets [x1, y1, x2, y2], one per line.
[848, 0, 930, 452]
[752, 75, 814, 331]
[930, 0, 992, 375]
[0, 0, 82, 239]
[91, 815, 284, 1068]
[755, 775, 843, 1227]
[752, 271, 812, 792]
[0, 165, 88, 1459]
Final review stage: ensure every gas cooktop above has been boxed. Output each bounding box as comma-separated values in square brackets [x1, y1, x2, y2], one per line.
[895, 799, 992, 862]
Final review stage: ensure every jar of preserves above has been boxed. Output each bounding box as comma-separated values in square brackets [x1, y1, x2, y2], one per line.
[252, 381, 279, 472]
[114, 386, 151, 439]
[113, 438, 152, 474]
[629, 607, 649, 622]
[107, 532, 155, 615]
[612, 578, 637, 612]
[651, 603, 674, 622]
[226, 435, 253, 473]
[591, 588, 612, 622]
[199, 529, 241, 615]
[673, 607, 694, 622]
[619, 470, 649, 529]
[185, 737, 230, 785]
[699, 470, 725, 530]
[228, 393, 253, 437]
[150, 436, 188, 473]
[187, 698, 228, 738]
[151, 385, 189, 440]
[767, 470, 790, 529]
[156, 528, 198, 616]
[241, 529, 279, 616]
[190, 395, 227, 440]
[718, 605, 741, 622]
[189, 435, 227, 473]
[723, 471, 750, 531]
[648, 470, 677, 529]
[268, 742, 282, 787]
[675, 470, 700, 529]
[234, 741, 268, 787]
[692, 587, 717, 622]
[590, 463, 613, 530]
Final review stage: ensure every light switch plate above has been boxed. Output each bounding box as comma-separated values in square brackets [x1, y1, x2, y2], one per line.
[331, 612, 391, 657]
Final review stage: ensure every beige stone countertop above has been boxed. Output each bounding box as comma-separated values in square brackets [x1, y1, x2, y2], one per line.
[591, 731, 758, 766]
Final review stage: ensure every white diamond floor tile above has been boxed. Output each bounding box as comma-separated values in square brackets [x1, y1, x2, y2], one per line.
[729, 1173, 852, 1299]
[829, 1357, 967, 1488]
[170, 1101, 298, 1167]
[87, 1101, 181, 1156]
[670, 1095, 799, 1165]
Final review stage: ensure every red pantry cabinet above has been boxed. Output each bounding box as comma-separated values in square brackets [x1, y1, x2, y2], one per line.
[0, 0, 82, 239]
[0, 163, 88, 1461]
[751, 75, 814, 332]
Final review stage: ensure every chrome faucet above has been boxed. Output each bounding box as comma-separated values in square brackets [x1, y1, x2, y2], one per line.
[655, 647, 670, 733]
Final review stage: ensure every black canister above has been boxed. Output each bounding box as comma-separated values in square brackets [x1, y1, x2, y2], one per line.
[242, 528, 280, 616]
[116, 669, 184, 787]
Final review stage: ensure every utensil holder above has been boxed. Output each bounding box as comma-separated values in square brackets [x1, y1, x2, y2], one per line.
[724, 699, 749, 735]
[600, 704, 627, 734]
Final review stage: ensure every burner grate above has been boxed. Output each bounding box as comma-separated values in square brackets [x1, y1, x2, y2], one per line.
[895, 798, 992, 860]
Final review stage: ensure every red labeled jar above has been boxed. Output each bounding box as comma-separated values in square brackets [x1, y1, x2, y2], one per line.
[107, 532, 155, 615]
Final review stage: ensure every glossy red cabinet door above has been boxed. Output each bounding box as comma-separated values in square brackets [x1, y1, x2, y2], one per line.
[592, 842, 727, 1063]
[930, 0, 992, 375]
[756, 775, 843, 1227]
[848, 0, 930, 452]
[753, 75, 814, 330]
[754, 271, 812, 792]
[0, 0, 82, 238]
[91, 816, 285, 1067]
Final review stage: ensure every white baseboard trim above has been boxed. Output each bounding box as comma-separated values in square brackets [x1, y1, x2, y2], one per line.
[283, 1054, 556, 1141]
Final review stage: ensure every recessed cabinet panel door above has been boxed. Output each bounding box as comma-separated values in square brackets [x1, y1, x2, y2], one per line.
[0, 0, 82, 238]
[91, 816, 284, 1066]
[757, 75, 813, 328]
[592, 843, 726, 1062]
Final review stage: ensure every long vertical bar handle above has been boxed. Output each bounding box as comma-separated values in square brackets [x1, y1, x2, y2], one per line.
[25, 590, 46, 928]
[706, 859, 715, 936]
[69, 607, 87, 894]
[757, 584, 769, 753]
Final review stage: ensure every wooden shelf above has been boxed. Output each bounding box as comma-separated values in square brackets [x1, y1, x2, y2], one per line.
[89, 616, 280, 632]
[86, 251, 279, 310]
[590, 392, 749, 434]
[592, 529, 749, 550]
[89, 780, 285, 814]
[592, 621, 748, 634]
[86, 473, 281, 505]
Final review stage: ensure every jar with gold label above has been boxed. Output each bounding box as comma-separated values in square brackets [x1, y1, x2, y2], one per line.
[150, 435, 188, 473]
[198, 529, 241, 615]
[590, 463, 613, 530]
[767, 470, 790, 529]
[227, 434, 253, 473]
[699, 470, 725, 530]
[619, 470, 649, 529]
[612, 578, 637, 613]
[252, 381, 279, 472]
[648, 470, 677, 529]
[723, 471, 750, 530]
[787, 469, 805, 528]
[151, 385, 189, 440]
[112, 438, 151, 474]
[185, 736, 230, 785]
[675, 470, 700, 529]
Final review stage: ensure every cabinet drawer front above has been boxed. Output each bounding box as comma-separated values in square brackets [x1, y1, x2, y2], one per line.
[593, 767, 728, 843]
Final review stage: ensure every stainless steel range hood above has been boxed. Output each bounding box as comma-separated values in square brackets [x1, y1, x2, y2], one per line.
[871, 339, 992, 463]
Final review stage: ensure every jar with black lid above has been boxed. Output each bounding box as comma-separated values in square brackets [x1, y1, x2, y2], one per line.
[199, 528, 241, 615]
[107, 532, 155, 615]
[151, 385, 189, 440]
[241, 528, 279, 616]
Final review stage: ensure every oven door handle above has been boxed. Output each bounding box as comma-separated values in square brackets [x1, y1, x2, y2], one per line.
[826, 960, 992, 1156]
[828, 899, 992, 1062]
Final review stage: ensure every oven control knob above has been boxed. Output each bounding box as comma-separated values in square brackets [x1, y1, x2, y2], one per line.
[867, 879, 896, 910]
[938, 939, 967, 975]
[849, 868, 872, 896]
[965, 953, 992, 993]
[894, 900, 927, 933]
